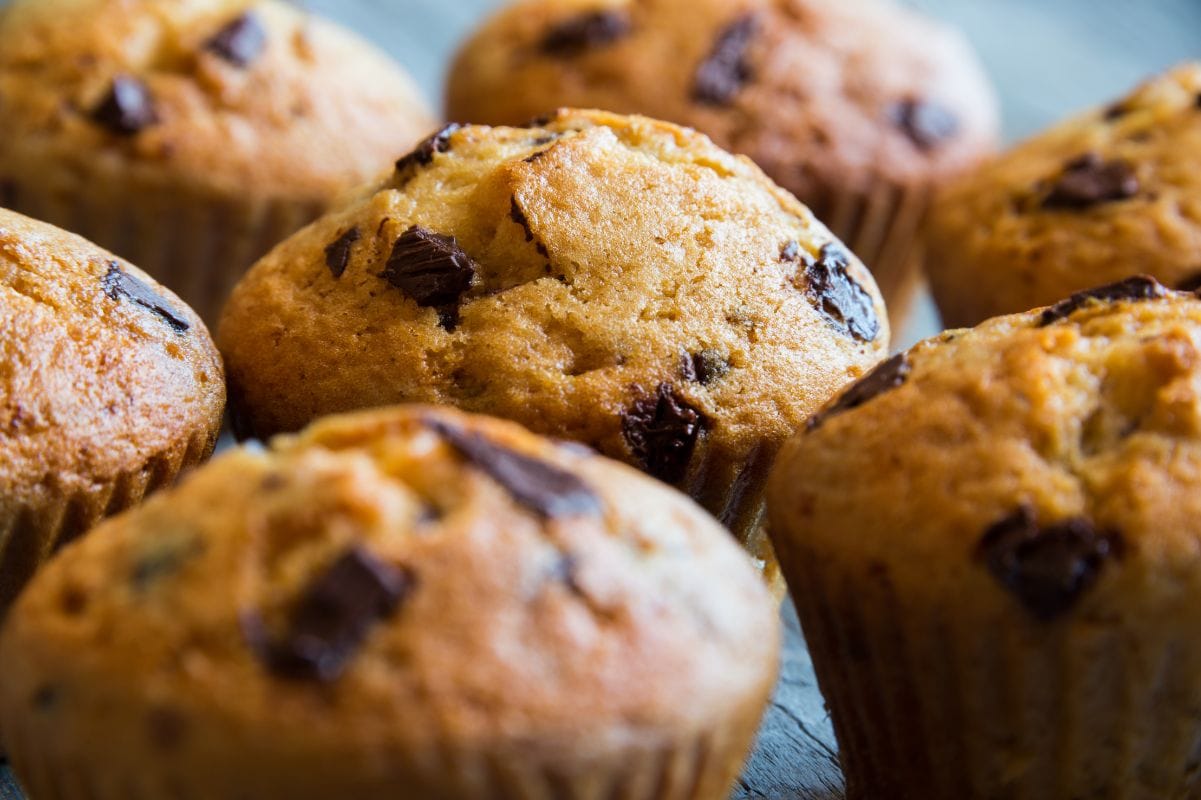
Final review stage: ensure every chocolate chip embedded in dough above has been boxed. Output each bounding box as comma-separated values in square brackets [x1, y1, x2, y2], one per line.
[621, 383, 707, 484]
[1038, 275, 1166, 326]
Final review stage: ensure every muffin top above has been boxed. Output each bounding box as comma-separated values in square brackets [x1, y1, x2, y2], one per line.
[926, 62, 1201, 328]
[219, 109, 889, 497]
[446, 0, 999, 198]
[769, 277, 1201, 624]
[0, 406, 779, 792]
[0, 0, 435, 201]
[0, 208, 224, 508]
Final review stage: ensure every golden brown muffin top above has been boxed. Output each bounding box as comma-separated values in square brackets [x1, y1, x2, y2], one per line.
[0, 208, 224, 505]
[0, 406, 779, 793]
[926, 62, 1201, 328]
[446, 0, 999, 198]
[769, 277, 1201, 624]
[218, 109, 889, 503]
[0, 0, 435, 201]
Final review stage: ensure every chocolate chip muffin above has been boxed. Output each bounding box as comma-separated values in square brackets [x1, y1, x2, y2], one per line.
[769, 276, 1201, 798]
[0, 0, 436, 321]
[218, 109, 891, 592]
[445, 0, 1000, 325]
[0, 208, 223, 618]
[926, 62, 1201, 328]
[0, 405, 780, 800]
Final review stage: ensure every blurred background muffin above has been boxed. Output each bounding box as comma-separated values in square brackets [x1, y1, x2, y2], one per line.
[0, 0, 436, 321]
[445, 0, 1000, 330]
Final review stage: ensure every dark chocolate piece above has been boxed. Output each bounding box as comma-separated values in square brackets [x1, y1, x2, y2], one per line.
[680, 350, 730, 386]
[204, 12, 267, 67]
[978, 506, 1122, 621]
[540, 10, 631, 57]
[1103, 102, 1129, 121]
[1042, 153, 1139, 210]
[394, 123, 462, 174]
[808, 353, 910, 431]
[780, 240, 801, 262]
[101, 262, 189, 332]
[250, 547, 413, 681]
[888, 99, 959, 150]
[802, 244, 879, 342]
[1038, 275, 1166, 326]
[692, 14, 758, 106]
[430, 421, 603, 519]
[621, 383, 707, 484]
[323, 227, 360, 279]
[509, 198, 549, 257]
[381, 226, 476, 308]
[91, 76, 159, 135]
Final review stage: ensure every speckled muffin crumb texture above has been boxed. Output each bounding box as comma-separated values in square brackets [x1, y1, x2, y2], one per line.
[0, 407, 779, 800]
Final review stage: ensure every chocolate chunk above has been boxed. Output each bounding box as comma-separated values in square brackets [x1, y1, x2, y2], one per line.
[680, 350, 730, 386]
[430, 421, 603, 518]
[381, 226, 476, 310]
[692, 14, 758, 106]
[780, 240, 801, 262]
[323, 227, 360, 279]
[978, 506, 1122, 621]
[808, 353, 910, 430]
[509, 198, 549, 257]
[204, 12, 267, 67]
[249, 547, 413, 681]
[802, 244, 879, 342]
[540, 10, 631, 57]
[1039, 275, 1166, 326]
[394, 123, 462, 174]
[1103, 102, 1130, 121]
[888, 99, 959, 150]
[1043, 153, 1140, 210]
[91, 76, 158, 134]
[101, 262, 189, 332]
[621, 383, 707, 484]
[1177, 272, 1201, 293]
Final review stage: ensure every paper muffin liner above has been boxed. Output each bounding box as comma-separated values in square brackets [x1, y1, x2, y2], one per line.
[809, 180, 933, 330]
[782, 542, 1201, 799]
[0, 428, 218, 617]
[3, 711, 763, 800]
[1, 178, 324, 324]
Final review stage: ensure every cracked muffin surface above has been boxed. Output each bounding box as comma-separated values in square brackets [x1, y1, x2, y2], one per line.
[768, 278, 1201, 798]
[0, 406, 780, 800]
[218, 109, 890, 572]
[926, 62, 1201, 328]
[0, 208, 224, 614]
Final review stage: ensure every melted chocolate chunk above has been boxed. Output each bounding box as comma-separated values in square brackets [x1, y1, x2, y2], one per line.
[692, 14, 758, 106]
[323, 227, 360, 279]
[509, 198, 549, 257]
[381, 226, 476, 309]
[204, 12, 267, 67]
[1039, 275, 1166, 326]
[430, 421, 602, 518]
[92, 76, 158, 135]
[978, 506, 1122, 621]
[680, 350, 730, 386]
[802, 244, 879, 342]
[101, 262, 189, 332]
[540, 10, 631, 56]
[394, 123, 462, 175]
[887, 99, 960, 150]
[808, 353, 910, 431]
[621, 383, 707, 484]
[1042, 153, 1140, 210]
[250, 547, 413, 681]
[780, 240, 800, 262]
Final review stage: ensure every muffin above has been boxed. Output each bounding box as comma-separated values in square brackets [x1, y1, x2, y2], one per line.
[926, 62, 1201, 328]
[0, 0, 436, 321]
[218, 109, 891, 590]
[0, 208, 223, 617]
[768, 276, 1201, 798]
[0, 405, 780, 800]
[445, 0, 1000, 325]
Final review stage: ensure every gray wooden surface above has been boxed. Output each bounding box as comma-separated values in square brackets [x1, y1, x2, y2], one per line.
[1, 2, 1198, 798]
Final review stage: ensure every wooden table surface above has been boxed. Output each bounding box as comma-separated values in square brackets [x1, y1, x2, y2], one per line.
[1, 1, 1198, 797]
